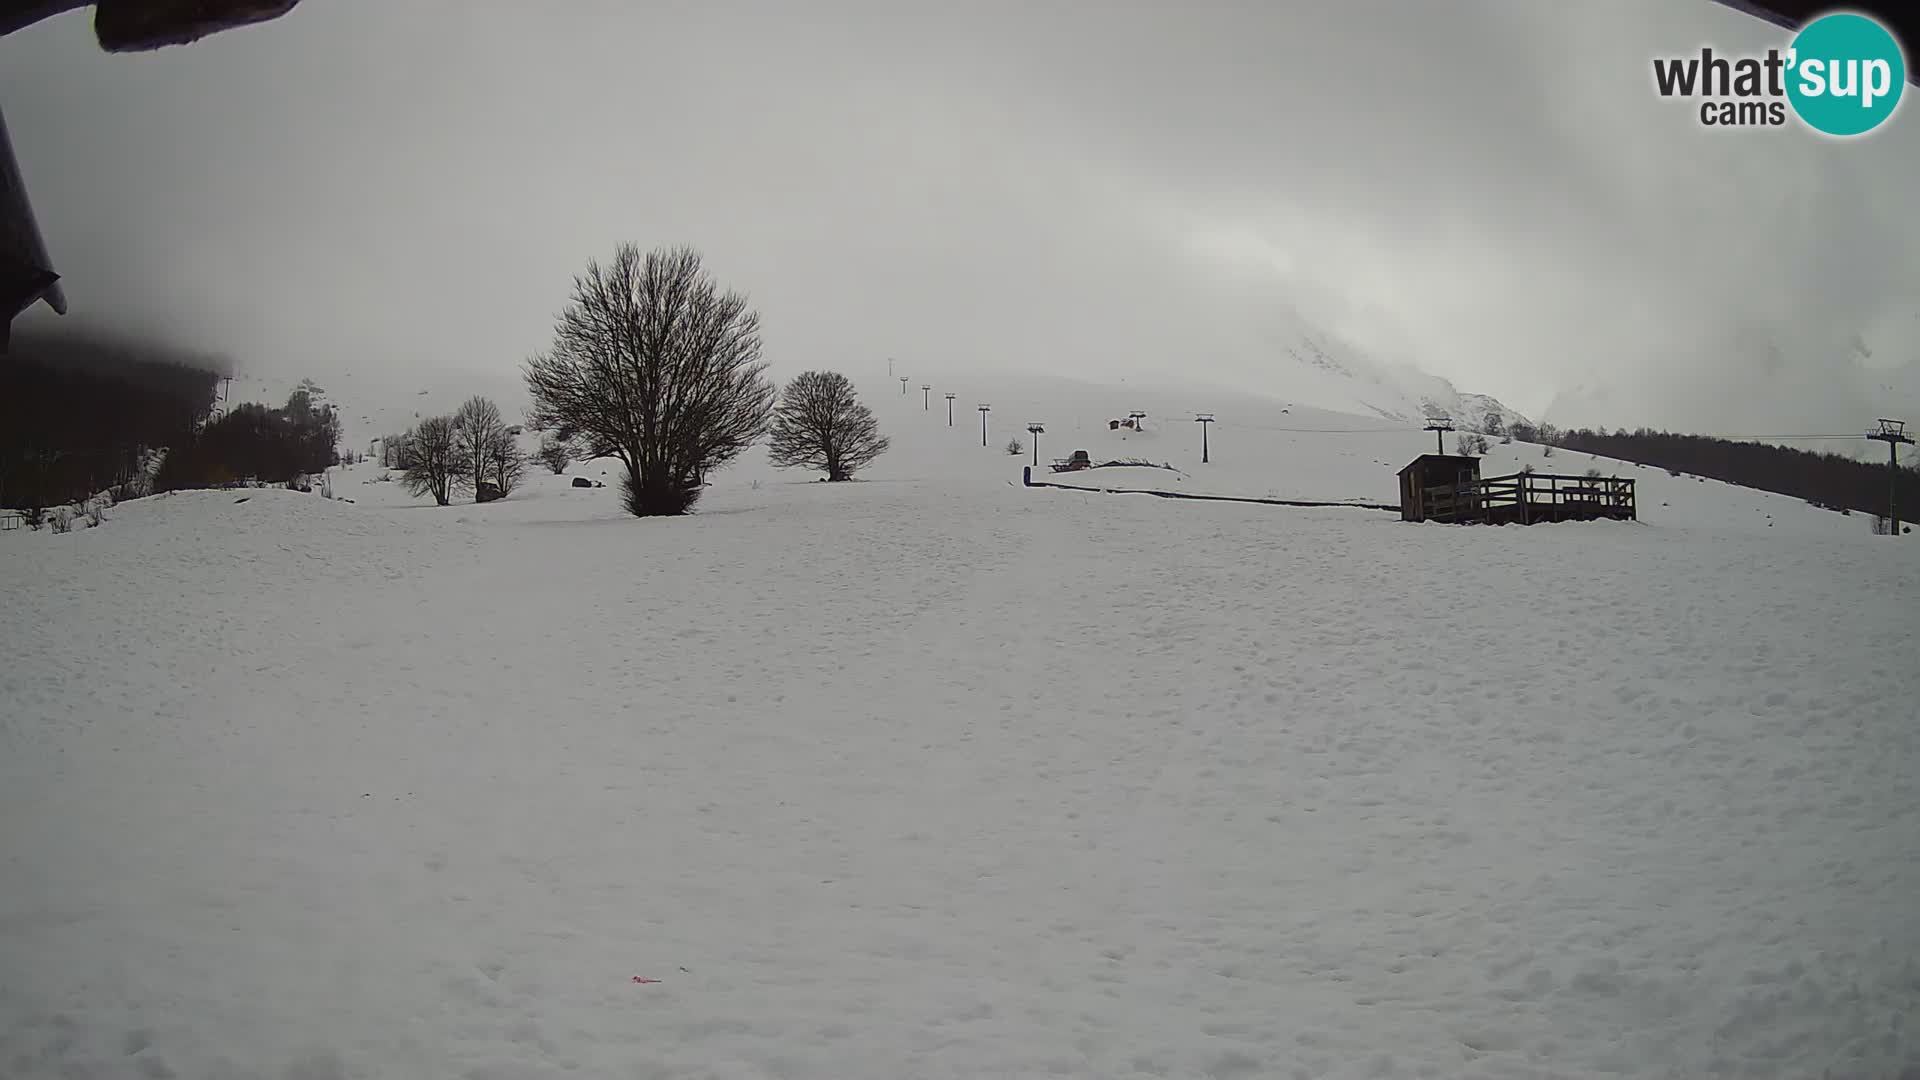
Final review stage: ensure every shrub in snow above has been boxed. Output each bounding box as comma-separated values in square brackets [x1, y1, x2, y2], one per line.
[1457, 433, 1490, 456]
[1586, 467, 1604, 479]
[1006, 437, 1024, 456]
[48, 508, 73, 534]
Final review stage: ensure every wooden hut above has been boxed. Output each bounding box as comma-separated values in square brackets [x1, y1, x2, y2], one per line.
[1397, 454, 1481, 523]
[1398, 453, 1637, 525]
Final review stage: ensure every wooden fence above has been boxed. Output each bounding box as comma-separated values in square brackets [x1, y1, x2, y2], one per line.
[1023, 467, 1399, 512]
[1422, 471, 1635, 525]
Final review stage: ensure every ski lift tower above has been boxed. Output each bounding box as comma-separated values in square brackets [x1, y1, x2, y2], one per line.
[1868, 418, 1914, 537]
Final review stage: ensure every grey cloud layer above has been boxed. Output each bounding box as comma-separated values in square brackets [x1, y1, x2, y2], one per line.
[3, 0, 1914, 435]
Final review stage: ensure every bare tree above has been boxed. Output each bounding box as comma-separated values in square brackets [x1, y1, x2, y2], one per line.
[524, 244, 775, 515]
[452, 396, 507, 502]
[400, 415, 464, 506]
[380, 433, 412, 469]
[536, 433, 571, 474]
[488, 427, 528, 496]
[1005, 437, 1024, 456]
[766, 370, 889, 481]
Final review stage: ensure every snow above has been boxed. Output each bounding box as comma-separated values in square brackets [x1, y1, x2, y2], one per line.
[3, 373, 1918, 1080]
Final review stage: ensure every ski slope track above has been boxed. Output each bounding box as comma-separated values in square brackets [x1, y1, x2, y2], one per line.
[3, 371, 1917, 1080]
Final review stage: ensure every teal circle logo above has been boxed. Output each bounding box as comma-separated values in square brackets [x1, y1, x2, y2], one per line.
[1786, 12, 1906, 136]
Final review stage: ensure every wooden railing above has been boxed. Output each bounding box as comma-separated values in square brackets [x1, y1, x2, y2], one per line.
[1423, 471, 1634, 523]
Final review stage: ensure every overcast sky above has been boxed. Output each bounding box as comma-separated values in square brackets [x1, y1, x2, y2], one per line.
[3, 0, 1917, 435]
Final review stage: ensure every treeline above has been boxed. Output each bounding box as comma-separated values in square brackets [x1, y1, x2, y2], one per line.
[1544, 426, 1918, 518]
[0, 329, 354, 508]
[1, 333, 221, 510]
[154, 386, 343, 492]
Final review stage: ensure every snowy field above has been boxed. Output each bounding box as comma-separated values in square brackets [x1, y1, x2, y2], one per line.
[3, 376, 1918, 1080]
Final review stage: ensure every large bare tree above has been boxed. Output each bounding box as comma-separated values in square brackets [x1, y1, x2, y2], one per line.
[523, 244, 775, 515]
[399, 414, 463, 506]
[487, 427, 528, 497]
[767, 370, 889, 481]
[452, 395, 506, 501]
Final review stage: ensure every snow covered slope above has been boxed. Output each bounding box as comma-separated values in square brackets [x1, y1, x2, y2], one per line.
[222, 317, 1524, 461]
[1274, 332, 1531, 430]
[3, 372, 1917, 1080]
[722, 369, 1876, 542]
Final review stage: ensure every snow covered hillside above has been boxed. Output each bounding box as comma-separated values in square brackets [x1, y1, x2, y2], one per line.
[3, 372, 1917, 1080]
[218, 315, 1529, 458]
[752, 370, 1881, 542]
[1274, 333, 1531, 430]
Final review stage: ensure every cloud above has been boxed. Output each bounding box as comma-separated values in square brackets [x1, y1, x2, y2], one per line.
[3, 0, 1915, 440]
